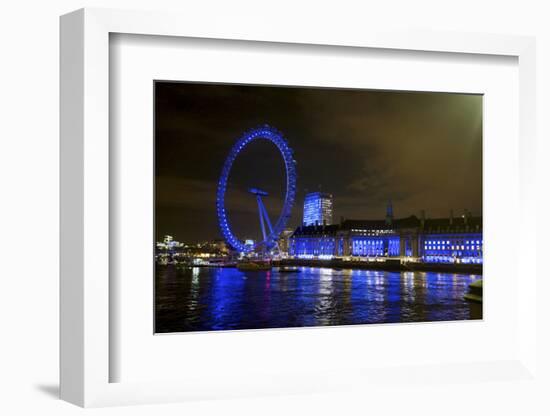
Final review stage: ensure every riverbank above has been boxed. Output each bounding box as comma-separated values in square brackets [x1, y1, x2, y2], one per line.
[161, 258, 482, 275]
[274, 258, 482, 275]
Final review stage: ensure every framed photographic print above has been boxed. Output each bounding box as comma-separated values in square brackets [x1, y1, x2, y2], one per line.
[153, 81, 483, 334]
[60, 7, 539, 408]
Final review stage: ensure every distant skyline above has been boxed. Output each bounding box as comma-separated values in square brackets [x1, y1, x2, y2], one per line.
[155, 82, 482, 243]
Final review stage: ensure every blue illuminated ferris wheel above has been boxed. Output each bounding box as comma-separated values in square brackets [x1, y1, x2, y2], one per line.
[216, 125, 297, 253]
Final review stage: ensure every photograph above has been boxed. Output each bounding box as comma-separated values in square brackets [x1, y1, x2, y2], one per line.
[8, 1, 539, 412]
[154, 81, 483, 333]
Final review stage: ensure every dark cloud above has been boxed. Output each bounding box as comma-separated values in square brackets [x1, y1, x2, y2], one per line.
[155, 82, 482, 243]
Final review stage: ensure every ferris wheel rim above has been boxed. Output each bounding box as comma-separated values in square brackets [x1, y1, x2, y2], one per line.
[216, 125, 297, 253]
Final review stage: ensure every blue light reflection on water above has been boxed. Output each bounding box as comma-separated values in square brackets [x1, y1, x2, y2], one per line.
[155, 266, 481, 333]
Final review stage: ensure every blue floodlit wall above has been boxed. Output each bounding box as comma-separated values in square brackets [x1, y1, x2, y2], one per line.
[351, 236, 400, 257]
[337, 238, 344, 256]
[405, 239, 413, 257]
[422, 233, 483, 264]
[288, 230, 483, 263]
[290, 235, 401, 258]
[290, 236, 336, 258]
[389, 237, 400, 256]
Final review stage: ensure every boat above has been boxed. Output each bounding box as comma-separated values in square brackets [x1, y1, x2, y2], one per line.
[278, 266, 301, 273]
[237, 260, 272, 271]
[464, 279, 482, 303]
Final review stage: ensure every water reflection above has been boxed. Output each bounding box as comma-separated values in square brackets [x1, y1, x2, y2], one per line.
[155, 265, 481, 333]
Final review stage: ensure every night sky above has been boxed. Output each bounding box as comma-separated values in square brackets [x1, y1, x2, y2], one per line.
[155, 82, 482, 244]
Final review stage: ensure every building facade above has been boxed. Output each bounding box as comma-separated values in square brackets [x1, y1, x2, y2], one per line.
[289, 213, 483, 264]
[277, 228, 295, 258]
[303, 192, 333, 226]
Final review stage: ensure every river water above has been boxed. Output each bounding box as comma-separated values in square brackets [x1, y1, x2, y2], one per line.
[155, 265, 482, 333]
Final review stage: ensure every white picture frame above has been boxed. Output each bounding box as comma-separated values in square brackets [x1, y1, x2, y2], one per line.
[60, 7, 538, 407]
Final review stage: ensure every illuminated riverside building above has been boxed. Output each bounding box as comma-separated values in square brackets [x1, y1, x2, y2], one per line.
[289, 211, 483, 264]
[156, 235, 183, 251]
[303, 192, 333, 226]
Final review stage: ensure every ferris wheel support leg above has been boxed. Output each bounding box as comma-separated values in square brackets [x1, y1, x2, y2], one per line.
[259, 199, 274, 235]
[258, 199, 281, 256]
[256, 195, 268, 242]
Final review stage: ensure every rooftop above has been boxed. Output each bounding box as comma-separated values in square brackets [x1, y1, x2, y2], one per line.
[292, 215, 482, 236]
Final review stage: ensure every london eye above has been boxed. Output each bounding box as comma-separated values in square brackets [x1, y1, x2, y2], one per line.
[216, 125, 297, 254]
